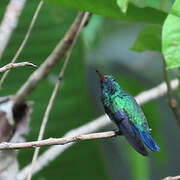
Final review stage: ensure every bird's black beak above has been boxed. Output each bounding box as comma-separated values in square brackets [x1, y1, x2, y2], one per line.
[96, 70, 107, 81]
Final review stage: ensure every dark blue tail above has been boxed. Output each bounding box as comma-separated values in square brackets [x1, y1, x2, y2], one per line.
[113, 110, 159, 156]
[117, 120, 148, 156]
[133, 127, 160, 152]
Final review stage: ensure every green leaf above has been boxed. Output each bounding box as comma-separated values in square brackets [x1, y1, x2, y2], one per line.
[131, 0, 173, 12]
[131, 24, 162, 52]
[117, 0, 129, 13]
[45, 0, 167, 24]
[162, 0, 180, 69]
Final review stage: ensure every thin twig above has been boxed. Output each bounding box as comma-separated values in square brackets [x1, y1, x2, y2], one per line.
[162, 57, 180, 126]
[0, 0, 27, 61]
[0, 1, 43, 88]
[0, 131, 117, 150]
[26, 12, 91, 180]
[13, 12, 86, 107]
[162, 175, 180, 180]
[0, 62, 36, 73]
[135, 78, 179, 105]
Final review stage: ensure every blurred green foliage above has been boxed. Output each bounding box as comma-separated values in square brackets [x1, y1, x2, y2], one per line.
[131, 25, 162, 52]
[116, 0, 129, 13]
[131, 0, 174, 12]
[45, 0, 167, 24]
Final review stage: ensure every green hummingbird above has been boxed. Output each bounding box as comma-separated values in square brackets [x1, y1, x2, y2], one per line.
[96, 70, 160, 156]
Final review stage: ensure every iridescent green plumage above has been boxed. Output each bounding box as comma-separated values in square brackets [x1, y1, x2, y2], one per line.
[97, 72, 160, 156]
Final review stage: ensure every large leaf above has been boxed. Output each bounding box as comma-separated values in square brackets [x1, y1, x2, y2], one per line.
[162, 0, 180, 69]
[131, 24, 162, 52]
[45, 0, 167, 24]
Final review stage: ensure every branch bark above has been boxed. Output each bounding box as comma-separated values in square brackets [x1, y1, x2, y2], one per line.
[135, 78, 178, 105]
[0, 131, 117, 150]
[162, 175, 180, 180]
[0, 62, 36, 73]
[13, 12, 86, 106]
[0, 0, 27, 60]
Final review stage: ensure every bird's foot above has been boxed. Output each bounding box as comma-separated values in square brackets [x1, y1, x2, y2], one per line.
[113, 129, 122, 136]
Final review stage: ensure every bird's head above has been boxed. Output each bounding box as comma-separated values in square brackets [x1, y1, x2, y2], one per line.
[96, 70, 120, 95]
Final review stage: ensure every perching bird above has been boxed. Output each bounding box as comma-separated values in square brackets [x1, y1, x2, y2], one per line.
[96, 70, 160, 156]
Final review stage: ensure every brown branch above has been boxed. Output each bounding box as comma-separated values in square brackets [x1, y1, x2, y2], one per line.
[0, 1, 43, 88]
[0, 0, 27, 60]
[136, 78, 179, 105]
[0, 62, 36, 73]
[13, 12, 86, 106]
[162, 175, 180, 180]
[17, 77, 179, 179]
[26, 12, 91, 180]
[0, 131, 117, 150]
[162, 57, 180, 126]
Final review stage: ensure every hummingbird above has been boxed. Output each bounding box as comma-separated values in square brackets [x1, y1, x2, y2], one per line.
[96, 70, 160, 156]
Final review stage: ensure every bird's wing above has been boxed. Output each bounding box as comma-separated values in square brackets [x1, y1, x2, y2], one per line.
[102, 94, 160, 154]
[120, 108, 160, 152]
[123, 97, 160, 152]
[132, 124, 160, 152]
[114, 109, 148, 156]
[126, 95, 150, 131]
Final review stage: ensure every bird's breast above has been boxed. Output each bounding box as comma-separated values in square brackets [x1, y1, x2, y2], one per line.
[110, 96, 125, 113]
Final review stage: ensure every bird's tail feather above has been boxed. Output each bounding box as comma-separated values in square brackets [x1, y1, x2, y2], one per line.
[133, 127, 160, 152]
[117, 120, 148, 156]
